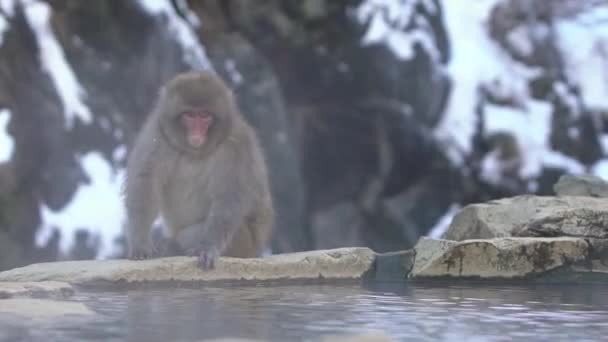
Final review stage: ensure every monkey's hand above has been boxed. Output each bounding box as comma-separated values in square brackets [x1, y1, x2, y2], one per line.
[187, 242, 220, 270]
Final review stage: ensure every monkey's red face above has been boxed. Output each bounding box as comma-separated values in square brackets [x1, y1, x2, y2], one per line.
[181, 111, 213, 148]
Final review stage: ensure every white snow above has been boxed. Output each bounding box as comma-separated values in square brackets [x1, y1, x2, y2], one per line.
[436, 0, 585, 180]
[556, 7, 608, 111]
[483, 101, 566, 179]
[21, 0, 92, 128]
[0, 109, 13, 162]
[137, 0, 210, 70]
[112, 145, 127, 163]
[224, 59, 243, 85]
[600, 134, 608, 154]
[174, 0, 200, 27]
[506, 25, 534, 57]
[427, 204, 460, 239]
[36, 152, 125, 259]
[434, 0, 502, 164]
[480, 149, 516, 186]
[553, 81, 581, 118]
[0, 12, 9, 45]
[1, 0, 15, 16]
[592, 159, 608, 180]
[356, 0, 440, 61]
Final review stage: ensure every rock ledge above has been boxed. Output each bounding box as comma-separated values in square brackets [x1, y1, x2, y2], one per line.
[0, 247, 375, 285]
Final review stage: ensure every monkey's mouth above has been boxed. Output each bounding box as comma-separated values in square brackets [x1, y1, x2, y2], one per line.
[182, 112, 213, 148]
[188, 134, 206, 147]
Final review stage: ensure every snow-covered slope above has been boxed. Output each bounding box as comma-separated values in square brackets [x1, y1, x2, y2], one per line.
[4, 0, 608, 258]
[357, 0, 608, 237]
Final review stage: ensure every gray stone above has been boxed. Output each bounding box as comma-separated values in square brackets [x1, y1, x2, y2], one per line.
[374, 250, 416, 281]
[537, 260, 608, 284]
[0, 248, 375, 285]
[411, 237, 589, 279]
[587, 238, 608, 264]
[411, 238, 457, 278]
[0, 299, 94, 318]
[0, 281, 74, 299]
[443, 195, 608, 241]
[554, 174, 608, 197]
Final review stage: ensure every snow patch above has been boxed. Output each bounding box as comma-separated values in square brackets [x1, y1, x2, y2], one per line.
[437, 0, 585, 179]
[137, 0, 210, 70]
[0, 12, 9, 45]
[506, 25, 534, 57]
[356, 0, 439, 61]
[600, 134, 608, 155]
[483, 101, 553, 179]
[21, 0, 92, 128]
[173, 0, 200, 27]
[224, 59, 243, 85]
[592, 159, 608, 180]
[1, 0, 15, 16]
[0, 109, 13, 162]
[434, 0, 504, 164]
[556, 9, 608, 111]
[36, 152, 125, 259]
[112, 145, 127, 163]
[427, 204, 460, 239]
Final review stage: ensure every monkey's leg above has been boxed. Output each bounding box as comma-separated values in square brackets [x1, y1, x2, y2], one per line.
[224, 201, 274, 258]
[125, 175, 159, 259]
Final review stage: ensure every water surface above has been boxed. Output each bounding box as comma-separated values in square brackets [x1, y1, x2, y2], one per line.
[2, 281, 608, 341]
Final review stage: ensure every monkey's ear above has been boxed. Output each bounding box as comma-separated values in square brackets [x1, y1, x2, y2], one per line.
[157, 86, 172, 104]
[159, 86, 168, 98]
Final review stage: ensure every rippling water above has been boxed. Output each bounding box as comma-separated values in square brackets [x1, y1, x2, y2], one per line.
[2, 282, 608, 341]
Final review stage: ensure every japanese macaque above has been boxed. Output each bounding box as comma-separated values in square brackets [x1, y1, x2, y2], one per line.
[124, 70, 274, 269]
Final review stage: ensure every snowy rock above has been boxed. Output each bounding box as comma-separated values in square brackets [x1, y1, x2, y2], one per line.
[443, 195, 608, 241]
[0, 248, 375, 285]
[553, 174, 608, 198]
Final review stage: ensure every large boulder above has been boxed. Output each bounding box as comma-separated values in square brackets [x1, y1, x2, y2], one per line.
[553, 174, 608, 198]
[443, 195, 608, 241]
[411, 237, 593, 279]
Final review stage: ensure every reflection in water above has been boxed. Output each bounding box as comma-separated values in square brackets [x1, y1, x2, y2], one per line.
[1, 282, 608, 341]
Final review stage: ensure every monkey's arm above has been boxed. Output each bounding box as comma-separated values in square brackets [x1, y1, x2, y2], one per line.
[180, 147, 258, 269]
[185, 182, 254, 269]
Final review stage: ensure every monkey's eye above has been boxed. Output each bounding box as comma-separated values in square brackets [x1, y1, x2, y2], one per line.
[182, 111, 197, 119]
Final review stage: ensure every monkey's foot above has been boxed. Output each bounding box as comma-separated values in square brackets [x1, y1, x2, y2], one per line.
[128, 246, 157, 260]
[187, 247, 219, 270]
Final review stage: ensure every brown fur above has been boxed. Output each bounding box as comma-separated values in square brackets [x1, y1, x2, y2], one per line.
[124, 71, 273, 268]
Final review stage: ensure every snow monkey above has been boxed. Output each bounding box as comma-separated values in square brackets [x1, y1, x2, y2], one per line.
[124, 71, 274, 269]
